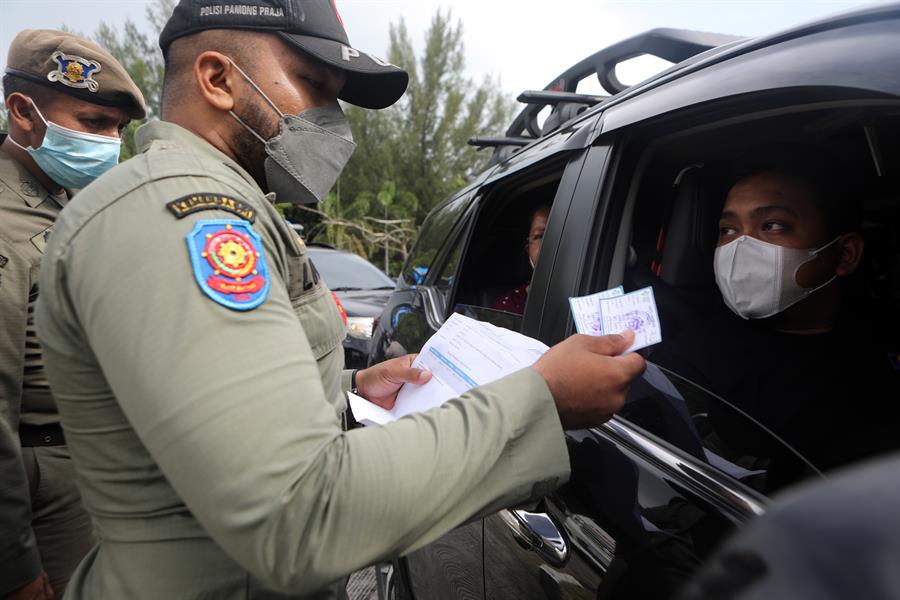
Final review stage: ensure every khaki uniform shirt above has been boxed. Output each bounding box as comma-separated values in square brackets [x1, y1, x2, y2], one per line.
[0, 138, 67, 429]
[36, 121, 570, 599]
[0, 139, 67, 593]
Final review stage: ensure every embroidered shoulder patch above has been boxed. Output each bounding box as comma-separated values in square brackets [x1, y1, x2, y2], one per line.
[167, 193, 257, 223]
[187, 219, 270, 311]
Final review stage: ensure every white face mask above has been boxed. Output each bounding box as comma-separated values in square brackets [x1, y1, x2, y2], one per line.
[714, 235, 840, 319]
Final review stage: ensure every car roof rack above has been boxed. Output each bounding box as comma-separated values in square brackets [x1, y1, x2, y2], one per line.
[468, 136, 533, 150]
[470, 28, 742, 162]
[516, 90, 605, 107]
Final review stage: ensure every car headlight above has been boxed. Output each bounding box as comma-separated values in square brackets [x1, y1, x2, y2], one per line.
[347, 316, 375, 338]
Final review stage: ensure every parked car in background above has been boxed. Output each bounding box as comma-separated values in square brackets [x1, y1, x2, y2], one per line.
[369, 5, 900, 599]
[307, 244, 395, 369]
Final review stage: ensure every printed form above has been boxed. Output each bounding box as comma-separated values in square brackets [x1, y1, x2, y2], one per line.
[349, 313, 548, 426]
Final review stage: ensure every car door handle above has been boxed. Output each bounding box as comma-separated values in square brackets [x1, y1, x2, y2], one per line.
[498, 509, 569, 566]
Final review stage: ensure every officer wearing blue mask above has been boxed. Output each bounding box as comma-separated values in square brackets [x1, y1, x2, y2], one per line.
[0, 29, 145, 600]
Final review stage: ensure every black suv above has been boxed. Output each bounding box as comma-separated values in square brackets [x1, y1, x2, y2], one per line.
[369, 6, 900, 599]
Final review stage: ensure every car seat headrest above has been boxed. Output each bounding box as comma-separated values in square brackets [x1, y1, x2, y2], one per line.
[660, 165, 720, 288]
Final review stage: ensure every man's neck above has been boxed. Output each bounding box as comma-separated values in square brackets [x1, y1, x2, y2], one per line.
[162, 113, 267, 189]
[0, 136, 64, 195]
[773, 283, 841, 335]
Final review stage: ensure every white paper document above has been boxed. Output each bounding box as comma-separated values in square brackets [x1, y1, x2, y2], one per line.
[348, 313, 549, 426]
[569, 286, 662, 353]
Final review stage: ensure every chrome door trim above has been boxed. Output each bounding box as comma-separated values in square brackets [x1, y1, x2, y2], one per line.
[498, 509, 570, 567]
[593, 417, 768, 521]
[416, 285, 447, 330]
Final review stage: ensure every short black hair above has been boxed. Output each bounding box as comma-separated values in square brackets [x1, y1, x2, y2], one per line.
[2, 73, 64, 105]
[160, 29, 264, 117]
[729, 144, 862, 237]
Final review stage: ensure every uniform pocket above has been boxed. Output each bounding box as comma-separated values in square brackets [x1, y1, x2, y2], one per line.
[286, 250, 347, 360]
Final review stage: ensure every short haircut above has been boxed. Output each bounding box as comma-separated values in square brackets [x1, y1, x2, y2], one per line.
[160, 29, 264, 116]
[2, 73, 64, 105]
[729, 144, 862, 237]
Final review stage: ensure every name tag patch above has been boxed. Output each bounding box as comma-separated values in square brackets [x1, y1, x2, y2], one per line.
[187, 219, 269, 311]
[167, 193, 257, 223]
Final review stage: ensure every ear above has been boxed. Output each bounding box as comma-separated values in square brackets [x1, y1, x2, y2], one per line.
[835, 232, 864, 277]
[194, 52, 238, 113]
[6, 92, 41, 135]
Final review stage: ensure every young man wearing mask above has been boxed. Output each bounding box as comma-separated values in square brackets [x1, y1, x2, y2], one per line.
[669, 154, 899, 485]
[0, 30, 145, 600]
[34, 1, 646, 598]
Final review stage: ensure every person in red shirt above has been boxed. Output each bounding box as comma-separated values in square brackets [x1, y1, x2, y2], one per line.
[493, 204, 550, 314]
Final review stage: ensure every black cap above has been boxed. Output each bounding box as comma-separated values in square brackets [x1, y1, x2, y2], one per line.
[159, 1, 408, 109]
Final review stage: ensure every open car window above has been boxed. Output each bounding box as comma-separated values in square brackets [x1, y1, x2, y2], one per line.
[608, 105, 900, 492]
[453, 304, 524, 334]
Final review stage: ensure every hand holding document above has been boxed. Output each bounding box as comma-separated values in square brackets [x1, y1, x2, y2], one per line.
[349, 313, 548, 426]
[569, 286, 662, 353]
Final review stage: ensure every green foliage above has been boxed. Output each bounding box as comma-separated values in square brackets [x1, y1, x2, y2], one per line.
[92, 0, 173, 159]
[294, 9, 515, 275]
[0, 2, 515, 278]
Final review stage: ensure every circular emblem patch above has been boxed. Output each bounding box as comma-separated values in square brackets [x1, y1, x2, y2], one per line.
[187, 219, 270, 310]
[205, 229, 259, 279]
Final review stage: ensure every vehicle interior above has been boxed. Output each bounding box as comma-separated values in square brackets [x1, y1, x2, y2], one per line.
[451, 169, 563, 313]
[609, 101, 900, 492]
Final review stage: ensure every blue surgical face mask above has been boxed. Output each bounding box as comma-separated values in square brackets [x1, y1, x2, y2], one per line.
[7, 99, 121, 189]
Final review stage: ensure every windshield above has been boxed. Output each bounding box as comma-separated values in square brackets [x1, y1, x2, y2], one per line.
[308, 248, 394, 291]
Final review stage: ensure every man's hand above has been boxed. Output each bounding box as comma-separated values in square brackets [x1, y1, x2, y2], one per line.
[354, 355, 432, 409]
[5, 572, 54, 600]
[532, 330, 646, 429]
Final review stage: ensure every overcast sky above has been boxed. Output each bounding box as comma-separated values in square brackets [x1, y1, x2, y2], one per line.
[1, 0, 879, 98]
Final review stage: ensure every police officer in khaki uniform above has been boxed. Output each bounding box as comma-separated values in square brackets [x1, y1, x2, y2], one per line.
[0, 30, 145, 599]
[35, 1, 645, 598]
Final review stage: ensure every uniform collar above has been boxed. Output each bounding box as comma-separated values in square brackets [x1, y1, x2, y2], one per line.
[135, 121, 263, 195]
[0, 136, 68, 209]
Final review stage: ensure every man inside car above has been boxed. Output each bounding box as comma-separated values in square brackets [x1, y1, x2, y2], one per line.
[656, 150, 899, 485]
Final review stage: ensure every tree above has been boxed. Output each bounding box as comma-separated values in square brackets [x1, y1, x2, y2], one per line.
[291, 9, 515, 273]
[388, 11, 513, 221]
[1, 1, 173, 155]
[2, 3, 514, 276]
[92, 0, 173, 159]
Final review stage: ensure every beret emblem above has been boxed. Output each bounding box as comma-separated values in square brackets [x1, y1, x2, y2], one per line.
[46, 51, 101, 92]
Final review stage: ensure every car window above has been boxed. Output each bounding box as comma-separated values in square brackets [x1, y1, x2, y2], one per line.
[400, 194, 471, 287]
[453, 304, 524, 333]
[308, 249, 394, 290]
[602, 107, 900, 491]
[451, 173, 562, 315]
[434, 234, 465, 299]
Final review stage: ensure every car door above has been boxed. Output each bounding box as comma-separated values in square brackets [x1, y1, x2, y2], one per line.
[387, 145, 597, 599]
[370, 191, 476, 365]
[482, 361, 821, 599]
[482, 129, 820, 598]
[373, 191, 488, 600]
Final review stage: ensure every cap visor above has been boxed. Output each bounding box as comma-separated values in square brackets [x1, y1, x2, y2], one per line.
[278, 32, 408, 109]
